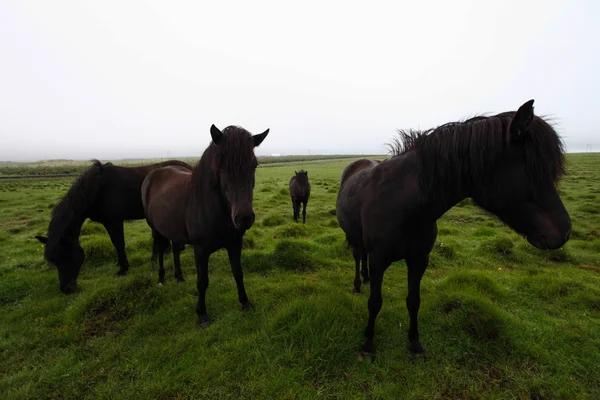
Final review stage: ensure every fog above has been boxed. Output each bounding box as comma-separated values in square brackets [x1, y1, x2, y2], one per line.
[1, 1, 598, 161]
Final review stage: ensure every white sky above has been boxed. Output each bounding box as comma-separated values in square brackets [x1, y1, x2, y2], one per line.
[1, 0, 598, 161]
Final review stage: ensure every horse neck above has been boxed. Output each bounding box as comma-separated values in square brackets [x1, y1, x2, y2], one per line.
[410, 148, 473, 220]
[47, 204, 88, 249]
[190, 151, 225, 208]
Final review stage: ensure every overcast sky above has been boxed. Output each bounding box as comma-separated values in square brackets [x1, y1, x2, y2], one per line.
[1, 1, 598, 161]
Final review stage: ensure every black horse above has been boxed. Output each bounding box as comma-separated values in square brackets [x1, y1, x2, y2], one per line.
[35, 159, 192, 294]
[141, 125, 269, 327]
[336, 100, 572, 359]
[289, 170, 311, 223]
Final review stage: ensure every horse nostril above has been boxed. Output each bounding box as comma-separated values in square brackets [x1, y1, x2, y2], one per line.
[234, 213, 255, 228]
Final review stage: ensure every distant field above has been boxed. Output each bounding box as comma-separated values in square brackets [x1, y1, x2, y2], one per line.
[0, 155, 372, 176]
[0, 154, 599, 399]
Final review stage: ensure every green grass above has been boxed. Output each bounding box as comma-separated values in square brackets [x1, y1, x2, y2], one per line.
[0, 155, 368, 176]
[1, 153, 599, 399]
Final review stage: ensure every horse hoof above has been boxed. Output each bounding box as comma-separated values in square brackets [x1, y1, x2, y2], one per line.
[176, 277, 186, 283]
[352, 287, 361, 294]
[157, 279, 164, 286]
[199, 316, 212, 329]
[358, 350, 376, 363]
[115, 270, 127, 277]
[242, 301, 254, 311]
[410, 341, 425, 356]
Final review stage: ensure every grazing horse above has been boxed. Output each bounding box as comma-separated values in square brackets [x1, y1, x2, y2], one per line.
[338, 159, 381, 293]
[336, 100, 572, 359]
[35, 159, 192, 294]
[141, 124, 269, 327]
[289, 170, 311, 223]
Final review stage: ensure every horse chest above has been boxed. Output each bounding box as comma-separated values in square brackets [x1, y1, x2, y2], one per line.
[187, 216, 238, 249]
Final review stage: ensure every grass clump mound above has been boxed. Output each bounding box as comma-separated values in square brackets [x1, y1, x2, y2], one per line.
[272, 239, 316, 271]
[482, 236, 514, 256]
[65, 276, 161, 339]
[0, 273, 33, 305]
[262, 214, 286, 227]
[433, 240, 456, 259]
[528, 246, 576, 263]
[578, 203, 600, 214]
[439, 270, 502, 299]
[241, 250, 274, 273]
[274, 224, 308, 239]
[80, 235, 115, 266]
[324, 218, 339, 228]
[437, 292, 513, 343]
[80, 221, 105, 236]
[472, 226, 496, 237]
[518, 275, 586, 302]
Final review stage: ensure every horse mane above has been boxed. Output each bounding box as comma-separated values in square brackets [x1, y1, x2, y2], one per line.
[44, 160, 104, 262]
[387, 112, 566, 201]
[191, 126, 257, 198]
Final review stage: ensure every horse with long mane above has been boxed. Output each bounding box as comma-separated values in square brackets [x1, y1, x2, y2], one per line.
[289, 170, 311, 223]
[35, 159, 192, 294]
[338, 159, 381, 293]
[142, 124, 269, 327]
[336, 100, 572, 359]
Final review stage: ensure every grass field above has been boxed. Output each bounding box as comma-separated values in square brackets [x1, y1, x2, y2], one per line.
[0, 155, 367, 177]
[1, 154, 599, 399]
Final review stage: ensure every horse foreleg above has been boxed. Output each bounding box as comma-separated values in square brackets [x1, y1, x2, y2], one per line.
[406, 252, 429, 356]
[194, 246, 211, 328]
[227, 237, 252, 311]
[103, 221, 129, 276]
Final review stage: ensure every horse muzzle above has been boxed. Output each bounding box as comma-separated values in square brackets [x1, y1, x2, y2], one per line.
[233, 211, 255, 231]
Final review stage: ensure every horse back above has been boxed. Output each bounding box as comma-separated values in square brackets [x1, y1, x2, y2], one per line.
[142, 166, 193, 243]
[339, 159, 381, 188]
[90, 161, 191, 222]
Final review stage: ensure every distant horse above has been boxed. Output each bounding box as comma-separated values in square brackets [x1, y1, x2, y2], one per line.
[35, 159, 192, 294]
[338, 159, 381, 293]
[336, 100, 572, 359]
[142, 124, 269, 327]
[289, 170, 311, 223]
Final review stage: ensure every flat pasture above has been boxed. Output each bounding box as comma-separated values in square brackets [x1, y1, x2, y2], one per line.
[1, 154, 599, 399]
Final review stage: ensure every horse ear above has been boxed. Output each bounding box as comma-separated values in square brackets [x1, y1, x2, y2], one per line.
[253, 129, 269, 147]
[294, 170, 298, 175]
[210, 124, 223, 145]
[35, 235, 48, 244]
[510, 99, 535, 138]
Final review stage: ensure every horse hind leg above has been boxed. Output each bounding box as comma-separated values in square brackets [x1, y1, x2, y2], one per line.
[103, 221, 129, 276]
[151, 230, 170, 285]
[293, 199, 300, 222]
[172, 241, 185, 283]
[302, 201, 307, 224]
[361, 252, 370, 284]
[352, 247, 362, 293]
[361, 252, 390, 361]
